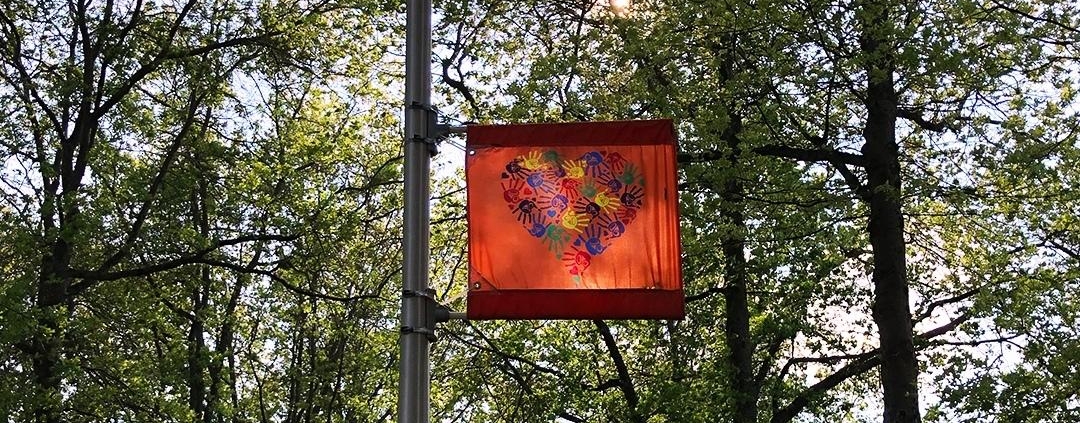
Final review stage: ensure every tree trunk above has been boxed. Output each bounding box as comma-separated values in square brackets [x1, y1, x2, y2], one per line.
[31, 262, 65, 423]
[720, 112, 758, 423]
[858, 1, 921, 421]
[594, 320, 645, 423]
[188, 181, 212, 422]
[187, 284, 208, 422]
[31, 159, 81, 423]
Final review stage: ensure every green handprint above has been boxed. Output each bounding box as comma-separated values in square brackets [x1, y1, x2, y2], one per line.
[619, 163, 644, 187]
[541, 150, 561, 165]
[543, 225, 570, 256]
[580, 178, 598, 199]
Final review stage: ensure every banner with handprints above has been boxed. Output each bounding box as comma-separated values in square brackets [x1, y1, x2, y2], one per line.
[465, 119, 684, 320]
[500, 149, 645, 285]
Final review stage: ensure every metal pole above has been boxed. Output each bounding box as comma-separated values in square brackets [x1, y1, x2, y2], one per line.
[401, 0, 432, 421]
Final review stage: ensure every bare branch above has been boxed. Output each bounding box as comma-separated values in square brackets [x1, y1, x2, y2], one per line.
[771, 353, 880, 423]
[987, 0, 1080, 35]
[771, 311, 976, 423]
[685, 286, 724, 303]
[754, 143, 868, 198]
[898, 109, 952, 132]
[916, 313, 972, 340]
[913, 286, 982, 322]
[66, 234, 298, 291]
[753, 145, 867, 167]
[94, 32, 280, 120]
[594, 320, 643, 423]
[1045, 236, 1080, 261]
[775, 351, 879, 391]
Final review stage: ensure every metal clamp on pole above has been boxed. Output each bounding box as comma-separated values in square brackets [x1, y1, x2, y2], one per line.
[401, 289, 439, 342]
[434, 123, 468, 137]
[406, 102, 440, 157]
[404, 288, 468, 325]
[434, 305, 467, 322]
[400, 325, 437, 342]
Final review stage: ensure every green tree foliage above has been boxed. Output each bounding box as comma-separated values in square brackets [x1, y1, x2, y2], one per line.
[429, 0, 1080, 422]
[1, 0, 1078, 422]
[0, 0, 406, 421]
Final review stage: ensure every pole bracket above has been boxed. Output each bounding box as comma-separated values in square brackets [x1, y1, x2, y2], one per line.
[434, 123, 468, 137]
[399, 325, 437, 342]
[406, 103, 471, 156]
[406, 102, 440, 157]
[402, 288, 439, 341]
[402, 288, 436, 299]
[434, 306, 467, 322]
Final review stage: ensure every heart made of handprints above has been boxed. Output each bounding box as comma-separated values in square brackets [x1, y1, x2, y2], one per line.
[500, 149, 646, 283]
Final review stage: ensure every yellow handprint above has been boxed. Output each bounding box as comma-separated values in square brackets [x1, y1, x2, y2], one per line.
[562, 159, 586, 179]
[520, 151, 544, 171]
[560, 210, 589, 233]
[593, 190, 621, 213]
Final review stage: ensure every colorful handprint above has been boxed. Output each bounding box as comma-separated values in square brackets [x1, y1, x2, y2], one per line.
[501, 149, 645, 281]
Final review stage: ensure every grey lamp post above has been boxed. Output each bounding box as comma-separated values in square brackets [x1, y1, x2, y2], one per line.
[400, 0, 433, 421]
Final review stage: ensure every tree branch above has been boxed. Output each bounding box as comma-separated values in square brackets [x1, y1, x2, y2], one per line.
[771, 311, 976, 423]
[447, 325, 567, 378]
[771, 353, 881, 423]
[66, 234, 298, 291]
[987, 0, 1080, 35]
[1045, 236, 1080, 261]
[754, 144, 868, 198]
[897, 109, 951, 132]
[0, 9, 65, 139]
[916, 312, 972, 341]
[594, 320, 643, 423]
[913, 286, 982, 322]
[685, 285, 724, 303]
[97, 89, 208, 273]
[753, 145, 867, 167]
[255, 266, 381, 303]
[94, 32, 280, 120]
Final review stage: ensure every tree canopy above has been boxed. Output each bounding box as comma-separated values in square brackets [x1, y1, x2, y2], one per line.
[1, 0, 1078, 422]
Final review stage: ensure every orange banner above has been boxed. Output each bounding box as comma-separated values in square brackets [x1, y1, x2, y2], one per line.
[465, 120, 684, 320]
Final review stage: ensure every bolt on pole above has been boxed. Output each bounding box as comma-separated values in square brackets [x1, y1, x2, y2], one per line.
[400, 0, 433, 422]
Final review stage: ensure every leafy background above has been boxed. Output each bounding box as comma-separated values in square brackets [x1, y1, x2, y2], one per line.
[1, 0, 1078, 422]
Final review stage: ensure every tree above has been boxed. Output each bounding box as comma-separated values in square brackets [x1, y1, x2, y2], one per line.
[0, 0, 406, 421]
[2, 0, 1078, 421]
[429, 0, 1080, 422]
